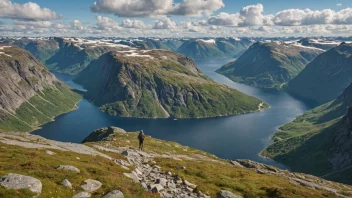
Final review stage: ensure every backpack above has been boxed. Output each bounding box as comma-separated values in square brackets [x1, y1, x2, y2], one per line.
[138, 133, 145, 141]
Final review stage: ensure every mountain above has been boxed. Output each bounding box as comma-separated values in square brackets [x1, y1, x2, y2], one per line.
[2, 38, 59, 63]
[299, 38, 340, 51]
[287, 43, 352, 104]
[262, 82, 352, 184]
[3, 37, 131, 75]
[0, 45, 81, 132]
[74, 49, 266, 118]
[1, 127, 351, 197]
[118, 38, 184, 51]
[176, 38, 252, 60]
[217, 42, 323, 89]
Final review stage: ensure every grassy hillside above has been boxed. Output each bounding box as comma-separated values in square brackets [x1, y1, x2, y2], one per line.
[287, 43, 352, 104]
[262, 83, 352, 184]
[0, 84, 81, 132]
[75, 49, 265, 119]
[217, 42, 322, 89]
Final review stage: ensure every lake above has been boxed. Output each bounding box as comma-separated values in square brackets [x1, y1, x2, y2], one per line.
[33, 59, 313, 168]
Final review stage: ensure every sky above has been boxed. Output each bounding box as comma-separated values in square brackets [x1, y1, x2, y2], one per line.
[1, 0, 352, 37]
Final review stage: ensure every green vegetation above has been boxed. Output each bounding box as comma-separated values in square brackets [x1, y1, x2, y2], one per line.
[262, 96, 349, 177]
[75, 50, 265, 119]
[287, 43, 352, 104]
[87, 132, 343, 198]
[0, 84, 81, 132]
[217, 42, 322, 89]
[0, 142, 155, 198]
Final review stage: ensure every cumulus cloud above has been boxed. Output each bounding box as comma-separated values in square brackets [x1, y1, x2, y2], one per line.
[71, 20, 84, 30]
[0, 0, 59, 21]
[91, 0, 224, 17]
[153, 17, 177, 29]
[121, 19, 149, 29]
[207, 4, 273, 27]
[95, 16, 122, 31]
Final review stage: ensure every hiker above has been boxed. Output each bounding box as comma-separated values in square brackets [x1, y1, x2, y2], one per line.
[138, 130, 145, 151]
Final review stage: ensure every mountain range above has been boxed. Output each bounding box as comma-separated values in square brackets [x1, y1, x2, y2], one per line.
[217, 41, 323, 89]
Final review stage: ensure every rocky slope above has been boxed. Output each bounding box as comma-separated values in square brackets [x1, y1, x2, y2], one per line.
[74, 49, 265, 118]
[0, 127, 351, 197]
[263, 82, 352, 184]
[0, 45, 81, 132]
[217, 41, 323, 89]
[287, 43, 352, 104]
[177, 38, 252, 60]
[3, 37, 132, 75]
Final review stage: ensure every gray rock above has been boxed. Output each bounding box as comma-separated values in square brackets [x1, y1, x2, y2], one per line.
[56, 165, 80, 173]
[151, 184, 164, 193]
[217, 190, 242, 198]
[81, 179, 102, 192]
[102, 190, 124, 198]
[61, 179, 72, 189]
[123, 173, 140, 183]
[72, 191, 91, 198]
[183, 180, 197, 189]
[157, 178, 167, 187]
[0, 173, 42, 194]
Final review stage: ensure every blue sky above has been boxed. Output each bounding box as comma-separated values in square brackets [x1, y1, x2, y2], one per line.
[1, 0, 352, 37]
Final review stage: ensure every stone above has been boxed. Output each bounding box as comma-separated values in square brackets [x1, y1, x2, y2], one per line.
[134, 168, 143, 175]
[157, 178, 167, 187]
[102, 190, 124, 198]
[166, 171, 172, 176]
[151, 184, 164, 193]
[46, 150, 56, 155]
[230, 161, 244, 168]
[124, 173, 140, 183]
[183, 180, 197, 189]
[72, 191, 91, 198]
[0, 173, 42, 194]
[81, 179, 102, 192]
[61, 179, 72, 189]
[217, 190, 243, 198]
[56, 165, 80, 173]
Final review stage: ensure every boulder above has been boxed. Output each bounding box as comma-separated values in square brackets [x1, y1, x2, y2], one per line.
[102, 190, 124, 198]
[151, 184, 164, 193]
[61, 179, 72, 189]
[217, 190, 242, 198]
[183, 180, 197, 189]
[157, 178, 168, 187]
[80, 179, 102, 192]
[72, 191, 91, 198]
[0, 173, 42, 194]
[82, 127, 126, 143]
[56, 165, 80, 173]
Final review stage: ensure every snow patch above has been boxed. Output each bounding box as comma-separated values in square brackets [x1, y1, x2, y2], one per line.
[196, 39, 216, 44]
[292, 44, 326, 52]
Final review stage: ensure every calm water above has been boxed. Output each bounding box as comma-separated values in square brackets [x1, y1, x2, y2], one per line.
[33, 59, 313, 168]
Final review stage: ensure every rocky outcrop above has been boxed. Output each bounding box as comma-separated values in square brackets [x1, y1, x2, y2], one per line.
[217, 190, 242, 198]
[56, 165, 81, 173]
[81, 179, 102, 192]
[0, 173, 42, 195]
[102, 190, 124, 198]
[75, 49, 264, 118]
[82, 126, 126, 143]
[217, 41, 323, 89]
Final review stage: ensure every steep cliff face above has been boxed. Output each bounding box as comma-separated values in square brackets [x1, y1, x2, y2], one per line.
[75, 49, 264, 118]
[263, 82, 352, 184]
[217, 42, 323, 89]
[0, 46, 81, 132]
[288, 43, 352, 104]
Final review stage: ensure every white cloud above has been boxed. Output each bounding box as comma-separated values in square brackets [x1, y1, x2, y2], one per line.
[95, 16, 122, 31]
[337, 3, 342, 7]
[207, 4, 273, 27]
[91, 0, 224, 17]
[71, 20, 84, 30]
[0, 0, 59, 21]
[153, 17, 177, 29]
[121, 19, 149, 29]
